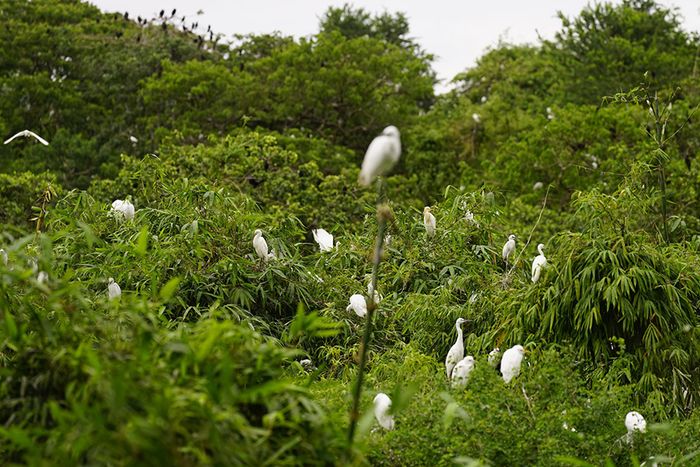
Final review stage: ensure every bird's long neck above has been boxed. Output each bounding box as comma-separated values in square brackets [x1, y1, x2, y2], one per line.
[455, 324, 463, 343]
[538, 245, 544, 255]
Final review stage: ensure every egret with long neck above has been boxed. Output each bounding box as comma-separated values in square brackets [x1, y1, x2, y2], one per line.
[531, 243, 547, 283]
[445, 317, 466, 378]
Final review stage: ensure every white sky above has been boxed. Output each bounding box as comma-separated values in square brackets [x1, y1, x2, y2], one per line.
[90, 1, 700, 92]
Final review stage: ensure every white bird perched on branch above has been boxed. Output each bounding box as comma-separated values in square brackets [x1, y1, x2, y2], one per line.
[3, 130, 49, 146]
[373, 393, 395, 430]
[253, 229, 274, 262]
[451, 356, 475, 388]
[502, 234, 516, 266]
[111, 199, 135, 221]
[531, 243, 547, 283]
[423, 207, 436, 238]
[358, 125, 401, 186]
[312, 228, 334, 252]
[346, 294, 367, 318]
[108, 277, 121, 300]
[488, 348, 501, 367]
[625, 411, 646, 434]
[501, 345, 525, 383]
[445, 318, 467, 378]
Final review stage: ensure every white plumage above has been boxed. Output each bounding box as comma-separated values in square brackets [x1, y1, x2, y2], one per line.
[0, 249, 7, 266]
[253, 229, 271, 262]
[367, 278, 382, 304]
[3, 129, 49, 146]
[451, 356, 475, 388]
[346, 294, 367, 318]
[488, 347, 501, 367]
[445, 317, 466, 378]
[423, 207, 436, 237]
[373, 393, 395, 430]
[472, 113, 481, 124]
[111, 199, 135, 221]
[312, 228, 334, 252]
[358, 126, 401, 186]
[37, 271, 48, 285]
[108, 277, 121, 300]
[502, 234, 516, 263]
[501, 345, 525, 383]
[531, 243, 547, 283]
[625, 411, 646, 434]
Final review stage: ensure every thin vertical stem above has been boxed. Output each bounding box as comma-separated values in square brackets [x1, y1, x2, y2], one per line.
[347, 178, 388, 450]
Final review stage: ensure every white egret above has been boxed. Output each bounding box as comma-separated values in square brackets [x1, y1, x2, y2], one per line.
[111, 199, 135, 221]
[502, 234, 516, 266]
[423, 207, 436, 238]
[253, 229, 271, 262]
[0, 249, 7, 266]
[625, 411, 646, 434]
[546, 107, 555, 120]
[312, 228, 334, 252]
[472, 113, 481, 124]
[533, 181, 544, 191]
[108, 277, 121, 300]
[358, 125, 401, 186]
[445, 318, 467, 378]
[367, 279, 382, 304]
[373, 393, 395, 430]
[347, 294, 367, 318]
[3, 130, 49, 146]
[501, 345, 525, 383]
[451, 356, 475, 388]
[37, 271, 48, 285]
[129, 135, 138, 144]
[480, 95, 487, 103]
[488, 348, 501, 367]
[531, 243, 547, 283]
[299, 359, 316, 371]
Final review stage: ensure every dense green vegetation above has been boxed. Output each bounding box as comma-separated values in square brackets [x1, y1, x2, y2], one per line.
[1, 0, 699, 464]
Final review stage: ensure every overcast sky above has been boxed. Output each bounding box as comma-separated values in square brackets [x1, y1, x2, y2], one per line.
[90, 1, 699, 92]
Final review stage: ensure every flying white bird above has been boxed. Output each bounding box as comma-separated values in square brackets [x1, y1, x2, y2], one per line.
[451, 356, 475, 388]
[358, 125, 401, 186]
[373, 393, 395, 430]
[253, 229, 272, 262]
[502, 234, 516, 265]
[3, 130, 49, 146]
[0, 249, 7, 266]
[445, 318, 467, 378]
[37, 271, 48, 285]
[108, 277, 121, 300]
[423, 207, 436, 238]
[531, 243, 547, 283]
[501, 345, 525, 383]
[111, 199, 135, 221]
[625, 411, 646, 434]
[346, 294, 368, 318]
[312, 228, 334, 252]
[488, 348, 501, 367]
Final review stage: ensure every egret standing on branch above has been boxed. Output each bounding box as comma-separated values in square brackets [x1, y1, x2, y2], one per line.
[445, 318, 467, 378]
[108, 277, 121, 300]
[502, 234, 516, 267]
[423, 207, 436, 238]
[531, 243, 547, 283]
[312, 228, 334, 252]
[3, 130, 49, 146]
[346, 294, 368, 318]
[253, 229, 273, 262]
[358, 126, 401, 186]
[451, 356, 475, 388]
[373, 393, 395, 430]
[501, 345, 525, 383]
